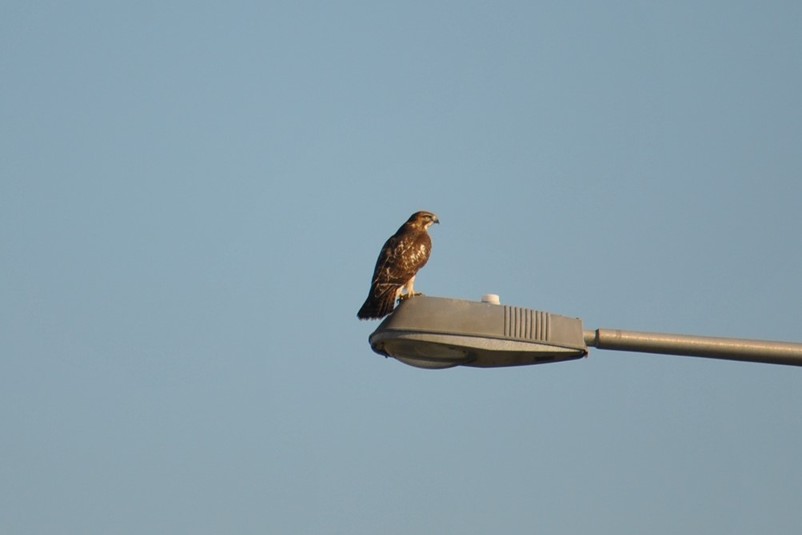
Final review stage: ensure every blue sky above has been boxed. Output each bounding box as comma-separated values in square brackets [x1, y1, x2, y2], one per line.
[2, 1, 801, 533]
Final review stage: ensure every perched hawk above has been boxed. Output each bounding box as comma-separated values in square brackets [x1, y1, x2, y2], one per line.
[357, 211, 439, 320]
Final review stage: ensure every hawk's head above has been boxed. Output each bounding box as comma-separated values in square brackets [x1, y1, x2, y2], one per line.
[407, 211, 440, 230]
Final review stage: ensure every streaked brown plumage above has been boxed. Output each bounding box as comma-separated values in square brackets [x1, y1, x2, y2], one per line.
[357, 211, 439, 320]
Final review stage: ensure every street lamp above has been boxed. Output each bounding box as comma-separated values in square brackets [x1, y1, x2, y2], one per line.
[368, 295, 802, 369]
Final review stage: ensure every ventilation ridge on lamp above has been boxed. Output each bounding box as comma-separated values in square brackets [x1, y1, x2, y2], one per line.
[503, 306, 550, 341]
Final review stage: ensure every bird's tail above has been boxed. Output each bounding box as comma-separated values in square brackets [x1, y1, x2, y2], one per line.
[357, 284, 398, 320]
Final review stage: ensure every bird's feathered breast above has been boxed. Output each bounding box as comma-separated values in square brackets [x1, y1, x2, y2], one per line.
[371, 224, 432, 285]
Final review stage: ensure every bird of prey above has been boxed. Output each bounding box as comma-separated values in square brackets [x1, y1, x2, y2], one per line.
[357, 211, 439, 320]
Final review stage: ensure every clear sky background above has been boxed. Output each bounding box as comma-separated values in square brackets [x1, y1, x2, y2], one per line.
[2, 1, 801, 533]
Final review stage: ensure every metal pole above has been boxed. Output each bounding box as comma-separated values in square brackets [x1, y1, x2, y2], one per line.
[584, 328, 802, 366]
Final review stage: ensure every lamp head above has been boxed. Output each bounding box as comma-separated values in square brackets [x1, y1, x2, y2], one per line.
[368, 296, 588, 369]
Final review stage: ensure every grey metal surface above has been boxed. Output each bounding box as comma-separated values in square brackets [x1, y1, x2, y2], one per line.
[369, 296, 587, 368]
[585, 328, 802, 366]
[366, 295, 802, 369]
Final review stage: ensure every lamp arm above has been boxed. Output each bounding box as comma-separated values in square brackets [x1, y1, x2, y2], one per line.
[584, 328, 802, 366]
